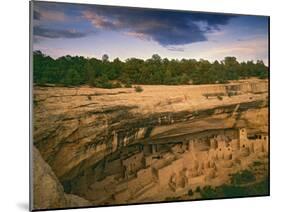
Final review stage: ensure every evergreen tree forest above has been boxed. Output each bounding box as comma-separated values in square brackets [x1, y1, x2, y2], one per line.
[33, 51, 268, 88]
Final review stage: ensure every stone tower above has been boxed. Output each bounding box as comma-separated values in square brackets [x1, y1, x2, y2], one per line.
[238, 128, 248, 149]
[189, 140, 195, 152]
[210, 138, 217, 149]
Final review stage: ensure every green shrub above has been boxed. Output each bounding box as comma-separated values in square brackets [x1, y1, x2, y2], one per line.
[125, 83, 132, 88]
[200, 186, 219, 199]
[165, 196, 180, 201]
[97, 81, 113, 89]
[135, 85, 143, 92]
[90, 77, 113, 89]
[33, 100, 38, 107]
[231, 170, 256, 185]
[252, 161, 262, 166]
[195, 186, 201, 193]
[188, 189, 194, 196]
[219, 178, 269, 197]
[112, 82, 122, 88]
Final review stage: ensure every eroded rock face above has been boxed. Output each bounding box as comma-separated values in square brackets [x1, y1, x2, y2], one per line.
[32, 147, 91, 210]
[32, 79, 269, 206]
[34, 80, 268, 183]
[65, 194, 92, 207]
[33, 79, 268, 186]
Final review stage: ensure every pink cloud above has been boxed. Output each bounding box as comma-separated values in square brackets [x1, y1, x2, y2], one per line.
[212, 37, 267, 55]
[199, 36, 268, 65]
[124, 31, 151, 41]
[82, 10, 118, 29]
[39, 10, 66, 22]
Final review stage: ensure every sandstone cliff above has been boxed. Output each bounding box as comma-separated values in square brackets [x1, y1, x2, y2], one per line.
[32, 147, 91, 210]
[33, 79, 268, 185]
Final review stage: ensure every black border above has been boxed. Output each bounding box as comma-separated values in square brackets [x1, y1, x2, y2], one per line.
[29, 1, 270, 211]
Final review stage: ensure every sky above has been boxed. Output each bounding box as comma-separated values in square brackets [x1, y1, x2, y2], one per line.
[33, 1, 269, 65]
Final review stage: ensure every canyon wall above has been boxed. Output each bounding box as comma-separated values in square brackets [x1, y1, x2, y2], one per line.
[33, 79, 268, 186]
[32, 147, 91, 210]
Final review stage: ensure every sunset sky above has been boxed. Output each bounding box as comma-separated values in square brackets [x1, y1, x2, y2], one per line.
[33, 1, 269, 65]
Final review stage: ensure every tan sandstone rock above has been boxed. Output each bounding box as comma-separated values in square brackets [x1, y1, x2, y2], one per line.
[32, 147, 91, 210]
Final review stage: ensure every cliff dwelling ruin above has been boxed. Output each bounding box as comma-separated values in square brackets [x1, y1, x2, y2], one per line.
[63, 128, 268, 205]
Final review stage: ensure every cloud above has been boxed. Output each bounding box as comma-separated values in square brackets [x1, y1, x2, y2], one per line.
[33, 2, 236, 46]
[41, 10, 66, 22]
[83, 10, 118, 29]
[167, 46, 185, 52]
[34, 9, 67, 22]
[34, 26, 88, 39]
[201, 36, 268, 64]
[33, 36, 44, 43]
[34, 10, 41, 20]
[82, 6, 236, 46]
[124, 31, 150, 41]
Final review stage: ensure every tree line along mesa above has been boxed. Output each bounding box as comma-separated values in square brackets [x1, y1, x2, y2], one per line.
[33, 51, 268, 88]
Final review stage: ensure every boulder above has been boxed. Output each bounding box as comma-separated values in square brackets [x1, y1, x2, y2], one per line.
[32, 147, 91, 210]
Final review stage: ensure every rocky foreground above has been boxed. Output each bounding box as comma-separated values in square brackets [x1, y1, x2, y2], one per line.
[32, 79, 268, 209]
[33, 147, 91, 210]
